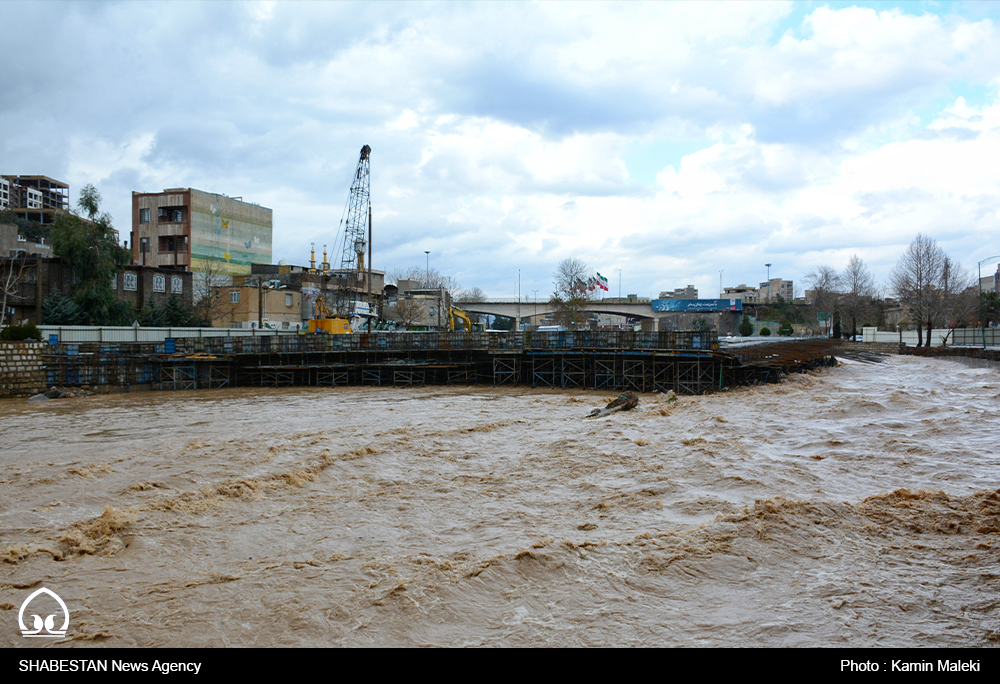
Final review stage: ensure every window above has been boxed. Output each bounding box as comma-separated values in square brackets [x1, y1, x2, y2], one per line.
[153, 274, 165, 293]
[139, 208, 150, 224]
[282, 321, 289, 330]
[285, 293, 293, 307]
[124, 272, 137, 291]
[171, 276, 183, 294]
[230, 290, 240, 303]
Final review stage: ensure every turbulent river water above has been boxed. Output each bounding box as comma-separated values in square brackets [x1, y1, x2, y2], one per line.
[1, 355, 998, 647]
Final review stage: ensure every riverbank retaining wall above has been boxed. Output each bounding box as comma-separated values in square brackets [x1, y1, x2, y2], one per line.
[0, 341, 48, 397]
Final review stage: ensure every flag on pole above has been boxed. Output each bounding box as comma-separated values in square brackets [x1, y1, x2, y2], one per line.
[596, 272, 610, 291]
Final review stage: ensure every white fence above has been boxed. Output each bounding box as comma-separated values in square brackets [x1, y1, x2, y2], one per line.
[38, 326, 301, 344]
[861, 326, 1000, 347]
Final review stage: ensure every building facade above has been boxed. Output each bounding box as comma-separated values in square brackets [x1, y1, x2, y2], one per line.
[722, 284, 760, 303]
[131, 188, 272, 277]
[0, 176, 70, 224]
[210, 276, 303, 330]
[1, 223, 51, 258]
[658, 285, 698, 300]
[115, 266, 194, 312]
[759, 278, 793, 303]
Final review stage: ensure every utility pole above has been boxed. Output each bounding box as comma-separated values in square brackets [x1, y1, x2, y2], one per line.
[367, 205, 372, 332]
[424, 250, 430, 287]
[979, 256, 1000, 349]
[532, 289, 538, 327]
[764, 263, 772, 303]
[719, 270, 723, 299]
[616, 268, 622, 301]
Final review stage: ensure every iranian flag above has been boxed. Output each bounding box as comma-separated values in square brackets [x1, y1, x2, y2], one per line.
[596, 272, 610, 291]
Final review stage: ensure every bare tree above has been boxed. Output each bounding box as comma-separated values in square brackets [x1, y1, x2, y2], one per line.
[841, 255, 875, 339]
[890, 234, 945, 347]
[194, 257, 239, 326]
[455, 286, 485, 303]
[804, 265, 842, 335]
[0, 254, 28, 326]
[389, 266, 460, 292]
[393, 297, 425, 327]
[550, 258, 593, 328]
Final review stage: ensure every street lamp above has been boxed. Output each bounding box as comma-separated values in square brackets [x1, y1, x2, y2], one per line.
[424, 250, 430, 288]
[978, 255, 1000, 349]
[616, 268, 622, 301]
[532, 289, 538, 327]
[764, 263, 772, 303]
[719, 269, 723, 299]
[258, 279, 287, 330]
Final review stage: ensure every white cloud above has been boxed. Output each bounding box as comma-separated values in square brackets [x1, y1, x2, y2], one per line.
[3, 1, 1000, 300]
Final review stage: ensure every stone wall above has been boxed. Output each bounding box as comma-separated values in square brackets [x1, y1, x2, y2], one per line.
[0, 341, 47, 397]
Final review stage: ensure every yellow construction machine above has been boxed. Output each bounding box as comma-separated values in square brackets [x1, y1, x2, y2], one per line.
[449, 306, 483, 332]
[308, 297, 352, 334]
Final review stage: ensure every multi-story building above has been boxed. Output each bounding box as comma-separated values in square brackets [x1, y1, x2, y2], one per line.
[1, 223, 51, 258]
[210, 275, 304, 330]
[130, 188, 272, 278]
[759, 278, 793, 303]
[658, 285, 698, 300]
[723, 284, 759, 303]
[0, 176, 70, 224]
[249, 262, 385, 328]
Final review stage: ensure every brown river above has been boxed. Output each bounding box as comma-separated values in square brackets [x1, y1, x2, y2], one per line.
[2, 355, 998, 647]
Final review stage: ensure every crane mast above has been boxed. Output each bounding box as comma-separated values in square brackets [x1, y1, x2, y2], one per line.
[334, 144, 371, 316]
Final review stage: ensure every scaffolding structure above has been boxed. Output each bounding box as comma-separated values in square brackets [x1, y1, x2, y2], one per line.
[41, 333, 841, 396]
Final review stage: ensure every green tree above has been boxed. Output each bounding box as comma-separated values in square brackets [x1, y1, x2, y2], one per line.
[51, 184, 133, 326]
[738, 316, 754, 336]
[760, 327, 771, 336]
[42, 292, 86, 325]
[778, 320, 794, 336]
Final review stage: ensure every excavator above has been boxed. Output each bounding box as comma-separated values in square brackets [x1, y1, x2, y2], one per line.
[308, 297, 352, 334]
[449, 306, 483, 332]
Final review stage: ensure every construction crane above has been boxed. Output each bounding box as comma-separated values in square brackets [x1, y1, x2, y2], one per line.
[333, 144, 372, 319]
[309, 145, 373, 334]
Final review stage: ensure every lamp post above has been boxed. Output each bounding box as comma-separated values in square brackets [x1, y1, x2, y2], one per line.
[719, 269, 723, 299]
[764, 263, 771, 303]
[616, 268, 622, 301]
[258, 279, 286, 330]
[424, 250, 430, 287]
[978, 256, 1000, 349]
[517, 269, 521, 330]
[532, 289, 538, 328]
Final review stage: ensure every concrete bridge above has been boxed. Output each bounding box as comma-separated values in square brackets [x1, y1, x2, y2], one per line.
[454, 297, 656, 322]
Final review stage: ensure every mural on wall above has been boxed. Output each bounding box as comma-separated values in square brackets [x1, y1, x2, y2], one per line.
[191, 190, 272, 276]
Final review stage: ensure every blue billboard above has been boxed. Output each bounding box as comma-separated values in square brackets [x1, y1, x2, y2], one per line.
[651, 298, 743, 312]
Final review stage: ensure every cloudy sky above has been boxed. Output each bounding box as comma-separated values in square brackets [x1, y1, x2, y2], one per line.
[3, 0, 999, 300]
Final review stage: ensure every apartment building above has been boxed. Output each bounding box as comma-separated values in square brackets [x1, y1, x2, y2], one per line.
[0, 175, 70, 224]
[722, 284, 760, 303]
[131, 188, 272, 277]
[658, 285, 698, 300]
[759, 278, 793, 303]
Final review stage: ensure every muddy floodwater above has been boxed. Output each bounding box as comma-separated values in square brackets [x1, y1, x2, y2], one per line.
[2, 355, 999, 647]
